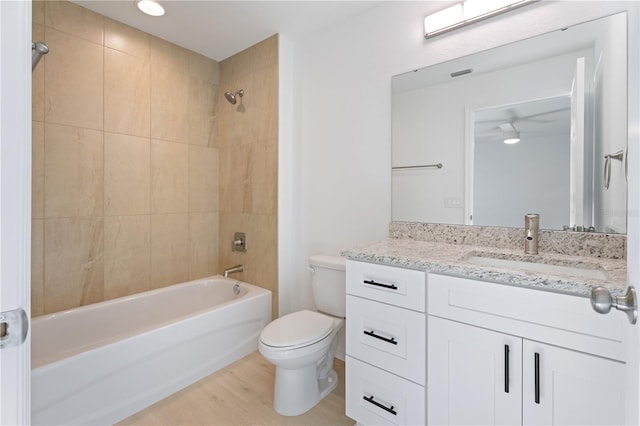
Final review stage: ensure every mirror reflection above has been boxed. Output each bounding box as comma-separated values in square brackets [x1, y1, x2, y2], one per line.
[391, 12, 628, 233]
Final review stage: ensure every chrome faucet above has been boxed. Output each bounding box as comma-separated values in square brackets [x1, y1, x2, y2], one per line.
[524, 214, 539, 255]
[223, 264, 243, 277]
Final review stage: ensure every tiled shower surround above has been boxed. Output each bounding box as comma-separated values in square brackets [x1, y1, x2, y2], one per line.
[31, 1, 278, 317]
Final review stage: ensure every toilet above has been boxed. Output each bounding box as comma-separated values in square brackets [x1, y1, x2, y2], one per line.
[259, 255, 346, 416]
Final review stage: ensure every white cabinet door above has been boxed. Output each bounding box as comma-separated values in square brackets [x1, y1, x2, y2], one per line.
[428, 317, 522, 425]
[522, 340, 626, 426]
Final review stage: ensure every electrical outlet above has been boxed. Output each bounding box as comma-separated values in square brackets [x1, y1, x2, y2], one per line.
[445, 197, 463, 208]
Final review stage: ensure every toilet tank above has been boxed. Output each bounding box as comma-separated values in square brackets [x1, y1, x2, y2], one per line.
[309, 255, 346, 317]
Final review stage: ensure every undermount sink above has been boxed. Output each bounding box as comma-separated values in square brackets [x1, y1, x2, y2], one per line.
[464, 252, 609, 281]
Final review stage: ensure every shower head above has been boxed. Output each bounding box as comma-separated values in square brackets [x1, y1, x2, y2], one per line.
[32, 41, 49, 72]
[224, 89, 244, 105]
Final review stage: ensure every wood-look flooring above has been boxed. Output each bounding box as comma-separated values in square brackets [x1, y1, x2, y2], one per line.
[118, 351, 354, 425]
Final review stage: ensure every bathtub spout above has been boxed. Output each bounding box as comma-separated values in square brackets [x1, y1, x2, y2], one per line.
[223, 265, 243, 277]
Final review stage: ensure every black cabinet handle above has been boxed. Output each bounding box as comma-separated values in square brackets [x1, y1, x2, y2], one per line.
[534, 352, 540, 404]
[364, 330, 398, 345]
[363, 279, 398, 290]
[504, 344, 510, 393]
[363, 395, 397, 416]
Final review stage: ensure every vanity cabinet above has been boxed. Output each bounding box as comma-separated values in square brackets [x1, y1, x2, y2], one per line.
[345, 260, 426, 425]
[428, 273, 627, 426]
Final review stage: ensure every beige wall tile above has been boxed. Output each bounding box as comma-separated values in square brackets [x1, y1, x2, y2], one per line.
[231, 45, 256, 78]
[45, 1, 103, 44]
[229, 144, 252, 184]
[189, 145, 219, 212]
[248, 180, 277, 216]
[104, 215, 150, 299]
[104, 48, 150, 137]
[31, 219, 45, 317]
[150, 36, 189, 73]
[219, 76, 254, 144]
[44, 29, 103, 130]
[104, 133, 150, 216]
[246, 214, 278, 316]
[44, 217, 104, 313]
[151, 139, 188, 213]
[44, 123, 103, 218]
[248, 140, 277, 215]
[219, 59, 233, 88]
[32, 122, 45, 219]
[188, 77, 217, 147]
[252, 66, 278, 142]
[218, 117, 245, 148]
[190, 212, 219, 279]
[33, 1, 45, 25]
[255, 34, 278, 69]
[151, 214, 189, 288]
[217, 39, 279, 318]
[218, 213, 249, 289]
[220, 183, 247, 215]
[104, 18, 150, 60]
[188, 51, 220, 83]
[150, 65, 189, 143]
[32, 23, 45, 122]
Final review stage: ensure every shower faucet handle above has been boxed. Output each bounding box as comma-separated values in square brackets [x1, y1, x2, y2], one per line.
[232, 232, 246, 252]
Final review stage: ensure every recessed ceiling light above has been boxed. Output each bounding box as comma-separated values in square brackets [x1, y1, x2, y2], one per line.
[137, 0, 164, 17]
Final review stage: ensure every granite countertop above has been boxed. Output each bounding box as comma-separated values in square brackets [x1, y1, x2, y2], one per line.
[341, 238, 628, 297]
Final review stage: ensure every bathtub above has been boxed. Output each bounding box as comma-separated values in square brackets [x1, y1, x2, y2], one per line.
[31, 276, 271, 426]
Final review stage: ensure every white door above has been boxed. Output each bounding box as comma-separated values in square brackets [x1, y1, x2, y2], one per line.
[428, 316, 522, 425]
[0, 0, 32, 424]
[522, 340, 626, 426]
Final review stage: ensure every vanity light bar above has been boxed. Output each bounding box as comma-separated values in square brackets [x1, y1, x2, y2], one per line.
[424, 0, 539, 39]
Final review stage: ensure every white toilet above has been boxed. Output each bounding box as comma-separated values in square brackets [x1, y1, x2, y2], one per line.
[259, 255, 346, 416]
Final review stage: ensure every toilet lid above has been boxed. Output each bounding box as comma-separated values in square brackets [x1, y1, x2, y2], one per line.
[260, 310, 334, 348]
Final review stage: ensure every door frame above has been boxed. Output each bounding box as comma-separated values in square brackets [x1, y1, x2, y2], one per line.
[625, 3, 640, 425]
[0, 0, 32, 424]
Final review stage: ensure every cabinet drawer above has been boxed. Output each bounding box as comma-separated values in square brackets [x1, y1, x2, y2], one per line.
[346, 260, 426, 312]
[347, 295, 425, 384]
[346, 356, 425, 426]
[428, 273, 627, 361]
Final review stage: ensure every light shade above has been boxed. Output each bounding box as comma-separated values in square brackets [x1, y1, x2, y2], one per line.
[503, 130, 520, 144]
[424, 0, 538, 39]
[137, 0, 164, 16]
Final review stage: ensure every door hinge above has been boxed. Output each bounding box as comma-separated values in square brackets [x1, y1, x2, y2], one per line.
[0, 308, 28, 349]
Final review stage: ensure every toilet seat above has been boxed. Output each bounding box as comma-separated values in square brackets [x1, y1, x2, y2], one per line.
[260, 310, 334, 349]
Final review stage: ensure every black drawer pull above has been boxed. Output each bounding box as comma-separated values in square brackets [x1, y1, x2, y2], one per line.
[363, 279, 398, 290]
[364, 330, 398, 345]
[534, 352, 540, 404]
[504, 344, 510, 393]
[363, 395, 397, 416]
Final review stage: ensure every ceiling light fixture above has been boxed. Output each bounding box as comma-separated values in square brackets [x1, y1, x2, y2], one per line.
[424, 0, 538, 39]
[499, 122, 520, 144]
[503, 130, 521, 144]
[137, 0, 165, 17]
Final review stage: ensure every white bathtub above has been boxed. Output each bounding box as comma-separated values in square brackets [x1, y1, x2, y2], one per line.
[31, 276, 271, 425]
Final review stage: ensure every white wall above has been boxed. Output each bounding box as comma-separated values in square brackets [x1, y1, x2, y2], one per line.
[284, 1, 636, 315]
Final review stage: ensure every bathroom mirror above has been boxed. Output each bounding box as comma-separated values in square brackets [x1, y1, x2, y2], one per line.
[391, 12, 628, 233]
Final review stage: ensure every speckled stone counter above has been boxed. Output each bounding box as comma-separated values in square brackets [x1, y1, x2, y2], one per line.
[389, 222, 626, 259]
[341, 238, 628, 298]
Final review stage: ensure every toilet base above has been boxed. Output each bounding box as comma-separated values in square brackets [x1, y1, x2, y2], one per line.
[273, 366, 338, 416]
